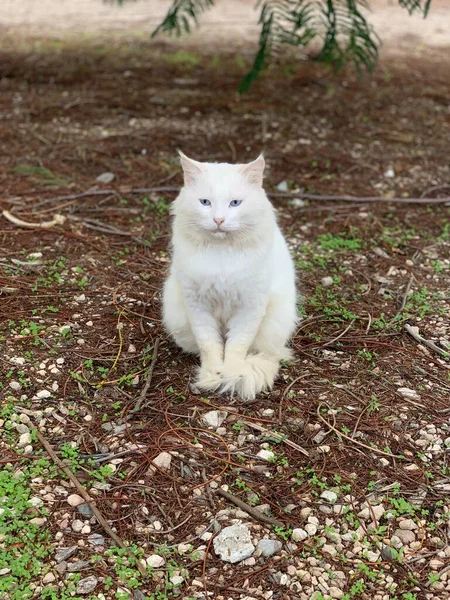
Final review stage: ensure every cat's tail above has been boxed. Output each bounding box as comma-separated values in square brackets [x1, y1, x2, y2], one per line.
[220, 353, 279, 400]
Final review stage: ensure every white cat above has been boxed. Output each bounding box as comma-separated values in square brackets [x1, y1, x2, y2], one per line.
[162, 152, 298, 400]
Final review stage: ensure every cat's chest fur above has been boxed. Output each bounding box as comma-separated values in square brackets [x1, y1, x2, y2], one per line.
[174, 242, 269, 316]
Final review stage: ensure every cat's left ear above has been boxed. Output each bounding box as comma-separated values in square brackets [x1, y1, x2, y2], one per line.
[239, 154, 265, 187]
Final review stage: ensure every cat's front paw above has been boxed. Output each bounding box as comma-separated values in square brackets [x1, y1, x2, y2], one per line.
[195, 365, 223, 392]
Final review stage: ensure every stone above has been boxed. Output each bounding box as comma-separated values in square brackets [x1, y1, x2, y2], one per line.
[42, 572, 56, 584]
[170, 575, 184, 586]
[151, 452, 172, 471]
[96, 172, 115, 184]
[213, 524, 255, 563]
[398, 518, 417, 530]
[276, 180, 289, 192]
[321, 276, 334, 288]
[67, 561, 91, 572]
[55, 562, 67, 574]
[55, 546, 78, 563]
[72, 519, 84, 532]
[257, 449, 275, 461]
[257, 539, 282, 557]
[320, 490, 338, 504]
[10, 381, 22, 391]
[81, 525, 91, 535]
[381, 545, 394, 561]
[88, 534, 105, 546]
[77, 503, 93, 518]
[203, 410, 227, 428]
[394, 529, 415, 545]
[292, 528, 308, 542]
[76, 576, 98, 595]
[305, 523, 318, 536]
[67, 494, 84, 507]
[36, 390, 51, 399]
[384, 167, 395, 178]
[397, 387, 419, 400]
[329, 587, 343, 599]
[146, 555, 165, 569]
[18, 432, 32, 448]
[322, 544, 337, 557]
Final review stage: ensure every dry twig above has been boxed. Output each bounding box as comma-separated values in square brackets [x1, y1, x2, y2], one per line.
[130, 337, 161, 414]
[35, 429, 147, 577]
[215, 488, 284, 528]
[317, 404, 403, 458]
[243, 420, 309, 457]
[2, 210, 66, 229]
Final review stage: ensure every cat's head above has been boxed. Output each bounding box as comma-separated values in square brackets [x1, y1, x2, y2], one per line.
[173, 152, 274, 243]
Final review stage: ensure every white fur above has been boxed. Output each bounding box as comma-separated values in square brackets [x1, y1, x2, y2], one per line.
[162, 153, 298, 400]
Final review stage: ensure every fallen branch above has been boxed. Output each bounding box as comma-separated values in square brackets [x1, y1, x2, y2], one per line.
[129, 337, 161, 414]
[35, 429, 147, 577]
[404, 323, 449, 360]
[11, 187, 450, 209]
[215, 487, 284, 528]
[2, 210, 66, 229]
[270, 192, 450, 204]
[243, 420, 309, 457]
[316, 403, 403, 459]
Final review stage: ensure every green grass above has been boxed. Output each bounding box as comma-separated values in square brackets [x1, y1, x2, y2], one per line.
[12, 164, 70, 187]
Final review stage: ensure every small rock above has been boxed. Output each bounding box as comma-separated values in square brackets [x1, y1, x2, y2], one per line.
[257, 449, 275, 461]
[36, 390, 51, 399]
[55, 561, 67, 574]
[321, 276, 334, 288]
[9, 381, 22, 391]
[146, 555, 165, 569]
[399, 518, 417, 531]
[381, 545, 394, 561]
[257, 539, 282, 557]
[292, 528, 308, 542]
[213, 524, 255, 563]
[76, 576, 98, 595]
[95, 172, 115, 184]
[72, 519, 84, 533]
[394, 529, 415, 545]
[170, 575, 183, 586]
[81, 525, 91, 535]
[305, 523, 317, 536]
[397, 387, 420, 400]
[0, 568, 11, 576]
[55, 547, 78, 563]
[67, 561, 91, 572]
[291, 198, 306, 208]
[77, 504, 93, 518]
[276, 180, 289, 192]
[202, 410, 227, 428]
[42, 572, 56, 584]
[322, 544, 337, 557]
[88, 534, 105, 546]
[133, 591, 146, 600]
[320, 490, 338, 504]
[18, 432, 32, 448]
[151, 452, 172, 471]
[384, 167, 395, 178]
[329, 587, 343, 599]
[67, 494, 84, 507]
[29, 517, 47, 526]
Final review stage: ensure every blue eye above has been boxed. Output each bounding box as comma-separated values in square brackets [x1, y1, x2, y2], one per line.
[230, 200, 242, 207]
[199, 198, 211, 206]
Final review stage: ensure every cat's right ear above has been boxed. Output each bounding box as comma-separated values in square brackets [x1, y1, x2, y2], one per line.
[178, 151, 204, 186]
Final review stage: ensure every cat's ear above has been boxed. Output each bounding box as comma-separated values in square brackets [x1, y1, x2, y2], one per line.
[239, 154, 265, 187]
[179, 151, 204, 186]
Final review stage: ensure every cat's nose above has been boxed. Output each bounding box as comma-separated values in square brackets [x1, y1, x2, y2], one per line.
[214, 217, 225, 227]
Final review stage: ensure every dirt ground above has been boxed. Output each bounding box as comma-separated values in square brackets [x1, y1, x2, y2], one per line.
[1, 3, 450, 600]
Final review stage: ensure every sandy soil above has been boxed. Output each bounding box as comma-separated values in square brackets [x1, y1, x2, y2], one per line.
[0, 0, 449, 53]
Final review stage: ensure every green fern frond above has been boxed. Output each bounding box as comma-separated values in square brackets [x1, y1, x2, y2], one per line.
[151, 0, 434, 91]
[151, 0, 214, 38]
[316, 0, 379, 73]
[239, 1, 317, 93]
[398, 0, 432, 16]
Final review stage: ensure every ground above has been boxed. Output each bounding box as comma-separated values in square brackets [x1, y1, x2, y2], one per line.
[1, 3, 450, 600]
